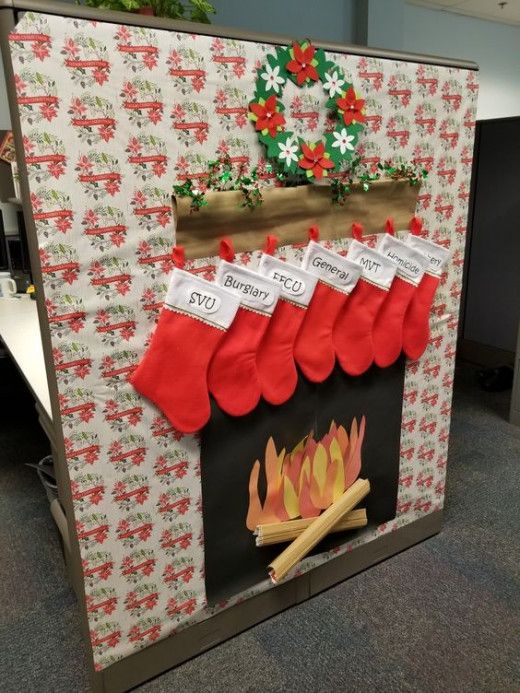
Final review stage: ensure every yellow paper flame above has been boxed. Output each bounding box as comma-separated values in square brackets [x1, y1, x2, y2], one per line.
[246, 416, 366, 530]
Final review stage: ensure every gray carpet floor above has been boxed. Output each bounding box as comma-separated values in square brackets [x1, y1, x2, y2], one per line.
[0, 359, 519, 693]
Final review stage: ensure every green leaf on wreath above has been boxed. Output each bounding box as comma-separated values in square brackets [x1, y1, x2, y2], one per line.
[323, 133, 341, 165]
[258, 131, 274, 149]
[274, 54, 290, 82]
[323, 60, 339, 80]
[255, 53, 287, 101]
[312, 48, 324, 69]
[266, 51, 285, 78]
[257, 131, 270, 143]
[265, 52, 279, 70]
[289, 158, 299, 174]
[253, 72, 270, 101]
[348, 122, 365, 136]
[275, 46, 292, 71]
[314, 51, 333, 81]
[267, 140, 281, 160]
[264, 132, 285, 159]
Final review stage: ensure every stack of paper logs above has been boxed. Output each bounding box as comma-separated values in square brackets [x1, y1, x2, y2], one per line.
[259, 478, 371, 583]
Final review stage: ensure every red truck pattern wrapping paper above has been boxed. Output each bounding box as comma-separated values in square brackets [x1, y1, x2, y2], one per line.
[9, 12, 477, 670]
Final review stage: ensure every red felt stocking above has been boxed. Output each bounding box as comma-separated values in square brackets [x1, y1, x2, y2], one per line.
[372, 218, 428, 367]
[130, 264, 240, 433]
[256, 251, 318, 405]
[208, 250, 280, 416]
[294, 228, 361, 382]
[333, 229, 396, 376]
[402, 224, 450, 361]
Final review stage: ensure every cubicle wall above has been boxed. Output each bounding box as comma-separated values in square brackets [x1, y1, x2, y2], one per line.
[462, 116, 520, 361]
[1, 2, 477, 689]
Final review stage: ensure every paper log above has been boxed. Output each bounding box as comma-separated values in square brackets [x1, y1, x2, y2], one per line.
[268, 478, 370, 583]
[255, 508, 367, 546]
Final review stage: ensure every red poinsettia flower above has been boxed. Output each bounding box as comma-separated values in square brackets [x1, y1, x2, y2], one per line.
[249, 95, 285, 137]
[286, 42, 319, 85]
[336, 86, 366, 126]
[298, 141, 335, 179]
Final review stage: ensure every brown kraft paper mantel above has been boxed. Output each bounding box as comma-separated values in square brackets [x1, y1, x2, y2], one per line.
[174, 179, 420, 260]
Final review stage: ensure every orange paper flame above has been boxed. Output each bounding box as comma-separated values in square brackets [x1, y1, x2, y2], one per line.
[246, 417, 366, 530]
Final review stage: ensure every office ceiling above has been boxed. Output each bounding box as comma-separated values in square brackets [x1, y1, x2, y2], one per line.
[408, 0, 520, 26]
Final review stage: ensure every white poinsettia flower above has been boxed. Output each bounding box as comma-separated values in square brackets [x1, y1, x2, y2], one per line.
[278, 137, 298, 166]
[332, 128, 355, 155]
[260, 63, 285, 94]
[323, 70, 346, 97]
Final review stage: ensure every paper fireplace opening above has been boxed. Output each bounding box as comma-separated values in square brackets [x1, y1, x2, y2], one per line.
[201, 360, 406, 605]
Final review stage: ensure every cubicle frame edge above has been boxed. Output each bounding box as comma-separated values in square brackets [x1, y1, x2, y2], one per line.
[0, 0, 478, 70]
[0, 0, 92, 632]
[0, 4, 466, 690]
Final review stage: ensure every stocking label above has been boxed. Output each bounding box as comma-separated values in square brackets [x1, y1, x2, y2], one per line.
[406, 235, 451, 277]
[216, 261, 280, 315]
[258, 254, 318, 307]
[165, 269, 240, 330]
[347, 239, 396, 290]
[302, 241, 362, 294]
[377, 235, 427, 286]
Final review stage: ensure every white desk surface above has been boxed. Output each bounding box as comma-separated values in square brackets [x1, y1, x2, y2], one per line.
[0, 296, 52, 420]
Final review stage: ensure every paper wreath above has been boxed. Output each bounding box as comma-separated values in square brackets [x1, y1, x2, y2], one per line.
[249, 41, 366, 180]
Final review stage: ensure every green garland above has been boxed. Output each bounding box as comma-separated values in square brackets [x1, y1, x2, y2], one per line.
[330, 159, 429, 205]
[172, 158, 273, 212]
[172, 157, 428, 213]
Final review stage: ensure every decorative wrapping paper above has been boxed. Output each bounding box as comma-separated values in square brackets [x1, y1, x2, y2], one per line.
[9, 12, 478, 670]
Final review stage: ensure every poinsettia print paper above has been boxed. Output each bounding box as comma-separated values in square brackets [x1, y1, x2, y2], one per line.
[9, 12, 477, 670]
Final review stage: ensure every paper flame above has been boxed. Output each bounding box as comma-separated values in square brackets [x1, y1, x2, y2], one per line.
[246, 417, 366, 531]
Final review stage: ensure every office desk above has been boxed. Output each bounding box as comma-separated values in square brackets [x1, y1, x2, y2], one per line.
[0, 296, 81, 592]
[0, 295, 52, 420]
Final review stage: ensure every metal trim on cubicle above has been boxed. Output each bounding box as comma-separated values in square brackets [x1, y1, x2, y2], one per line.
[0, 0, 478, 70]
